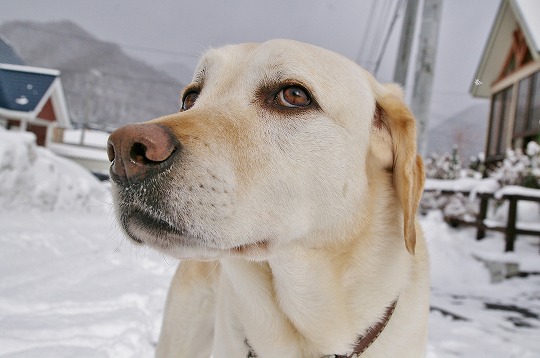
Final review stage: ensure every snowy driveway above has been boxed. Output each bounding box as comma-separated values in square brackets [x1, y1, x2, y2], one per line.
[0, 211, 176, 357]
[0, 210, 539, 357]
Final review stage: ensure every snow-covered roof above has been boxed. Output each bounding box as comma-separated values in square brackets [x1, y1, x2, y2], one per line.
[0, 63, 71, 128]
[470, 0, 540, 98]
[0, 65, 57, 112]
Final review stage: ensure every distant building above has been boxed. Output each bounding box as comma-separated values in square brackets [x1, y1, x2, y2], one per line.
[0, 35, 110, 178]
[0, 35, 71, 146]
[471, 0, 539, 164]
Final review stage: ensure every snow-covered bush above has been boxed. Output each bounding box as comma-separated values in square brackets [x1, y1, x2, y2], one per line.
[420, 191, 449, 214]
[442, 193, 479, 224]
[489, 142, 540, 189]
[467, 152, 486, 179]
[422, 147, 482, 217]
[424, 146, 463, 180]
[0, 129, 108, 212]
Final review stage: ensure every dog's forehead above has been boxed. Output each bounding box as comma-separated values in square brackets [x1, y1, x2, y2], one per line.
[195, 40, 363, 86]
[192, 40, 377, 126]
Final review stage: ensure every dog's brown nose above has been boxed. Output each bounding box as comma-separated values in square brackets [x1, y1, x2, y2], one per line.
[107, 123, 178, 183]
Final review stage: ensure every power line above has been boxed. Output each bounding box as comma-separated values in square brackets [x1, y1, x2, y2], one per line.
[374, 0, 406, 76]
[355, 0, 379, 66]
[366, 0, 393, 71]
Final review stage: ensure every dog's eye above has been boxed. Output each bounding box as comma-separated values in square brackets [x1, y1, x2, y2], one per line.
[181, 91, 199, 111]
[276, 86, 311, 108]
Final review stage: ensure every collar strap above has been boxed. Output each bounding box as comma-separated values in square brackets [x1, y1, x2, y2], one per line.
[330, 299, 398, 358]
[245, 299, 398, 358]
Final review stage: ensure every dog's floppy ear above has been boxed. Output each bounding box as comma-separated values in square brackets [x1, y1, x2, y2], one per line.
[370, 84, 425, 255]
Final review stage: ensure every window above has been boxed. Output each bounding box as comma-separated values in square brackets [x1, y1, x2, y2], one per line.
[512, 71, 540, 151]
[530, 71, 540, 133]
[488, 86, 512, 158]
[514, 76, 531, 136]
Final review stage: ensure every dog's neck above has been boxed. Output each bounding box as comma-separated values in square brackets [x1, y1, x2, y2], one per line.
[221, 176, 409, 356]
[246, 299, 398, 358]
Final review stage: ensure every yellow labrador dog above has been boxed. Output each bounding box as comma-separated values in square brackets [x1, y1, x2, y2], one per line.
[108, 39, 429, 358]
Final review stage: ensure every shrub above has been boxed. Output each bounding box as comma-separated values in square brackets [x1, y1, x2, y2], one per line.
[489, 142, 540, 189]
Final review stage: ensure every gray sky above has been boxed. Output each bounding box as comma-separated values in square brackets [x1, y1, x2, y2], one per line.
[1, 0, 499, 125]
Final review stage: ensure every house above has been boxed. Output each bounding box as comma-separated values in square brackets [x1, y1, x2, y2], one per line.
[471, 0, 539, 164]
[0, 35, 71, 146]
[0, 35, 111, 178]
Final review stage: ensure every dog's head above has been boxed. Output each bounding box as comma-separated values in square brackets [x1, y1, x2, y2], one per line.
[108, 39, 424, 260]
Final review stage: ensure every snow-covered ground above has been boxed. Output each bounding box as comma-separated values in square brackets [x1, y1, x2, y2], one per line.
[1, 129, 540, 357]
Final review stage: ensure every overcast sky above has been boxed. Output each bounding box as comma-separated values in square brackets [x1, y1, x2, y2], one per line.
[1, 0, 499, 125]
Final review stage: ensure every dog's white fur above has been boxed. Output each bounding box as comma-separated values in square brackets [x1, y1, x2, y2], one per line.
[112, 39, 429, 357]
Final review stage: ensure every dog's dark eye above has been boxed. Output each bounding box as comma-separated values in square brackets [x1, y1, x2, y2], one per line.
[181, 91, 199, 111]
[276, 86, 311, 108]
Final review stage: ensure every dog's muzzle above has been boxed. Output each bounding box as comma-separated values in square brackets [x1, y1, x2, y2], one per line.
[107, 123, 179, 184]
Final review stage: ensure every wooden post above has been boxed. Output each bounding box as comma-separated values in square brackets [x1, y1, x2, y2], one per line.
[505, 196, 518, 252]
[476, 194, 489, 240]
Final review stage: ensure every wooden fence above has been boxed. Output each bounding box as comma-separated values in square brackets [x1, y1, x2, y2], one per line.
[423, 188, 540, 253]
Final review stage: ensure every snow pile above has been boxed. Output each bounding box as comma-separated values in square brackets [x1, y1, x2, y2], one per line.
[0, 129, 108, 212]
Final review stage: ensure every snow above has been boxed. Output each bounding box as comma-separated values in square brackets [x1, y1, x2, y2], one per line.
[424, 178, 500, 194]
[62, 129, 109, 148]
[0, 129, 107, 212]
[48, 142, 109, 162]
[1, 130, 540, 357]
[495, 185, 540, 199]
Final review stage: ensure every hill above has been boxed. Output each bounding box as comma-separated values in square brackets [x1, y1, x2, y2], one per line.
[427, 103, 489, 161]
[0, 20, 185, 129]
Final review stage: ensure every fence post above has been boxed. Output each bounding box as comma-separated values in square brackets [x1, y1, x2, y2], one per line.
[476, 195, 489, 240]
[505, 196, 517, 252]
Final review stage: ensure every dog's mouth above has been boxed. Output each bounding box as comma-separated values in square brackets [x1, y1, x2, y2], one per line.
[122, 209, 188, 245]
[229, 240, 269, 255]
[121, 208, 270, 258]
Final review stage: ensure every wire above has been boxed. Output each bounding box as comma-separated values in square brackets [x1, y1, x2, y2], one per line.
[366, 0, 393, 71]
[355, 0, 379, 66]
[374, 0, 406, 76]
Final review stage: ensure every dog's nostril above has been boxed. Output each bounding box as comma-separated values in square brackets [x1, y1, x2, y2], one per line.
[107, 143, 115, 162]
[130, 142, 148, 165]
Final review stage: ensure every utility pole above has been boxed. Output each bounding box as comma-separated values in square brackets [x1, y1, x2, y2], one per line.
[393, 0, 419, 86]
[410, 0, 443, 157]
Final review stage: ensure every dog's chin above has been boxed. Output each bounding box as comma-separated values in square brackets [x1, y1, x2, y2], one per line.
[120, 210, 271, 261]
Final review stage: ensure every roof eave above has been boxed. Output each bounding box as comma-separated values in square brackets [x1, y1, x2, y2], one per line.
[470, 0, 508, 98]
[0, 63, 61, 76]
[0, 107, 35, 120]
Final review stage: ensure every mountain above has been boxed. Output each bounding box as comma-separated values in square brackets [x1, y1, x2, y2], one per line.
[0, 20, 185, 129]
[159, 61, 195, 85]
[427, 103, 490, 161]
